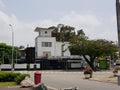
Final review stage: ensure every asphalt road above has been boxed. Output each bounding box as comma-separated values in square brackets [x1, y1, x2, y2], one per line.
[41, 71, 120, 90]
[19, 70, 120, 90]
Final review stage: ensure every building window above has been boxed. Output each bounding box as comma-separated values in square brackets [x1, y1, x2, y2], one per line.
[45, 31, 47, 34]
[42, 42, 52, 47]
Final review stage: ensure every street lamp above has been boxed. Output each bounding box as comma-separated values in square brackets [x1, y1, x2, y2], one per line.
[9, 24, 14, 71]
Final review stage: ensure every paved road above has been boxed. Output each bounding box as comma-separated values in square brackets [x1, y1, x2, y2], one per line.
[41, 71, 120, 90]
[16, 70, 120, 90]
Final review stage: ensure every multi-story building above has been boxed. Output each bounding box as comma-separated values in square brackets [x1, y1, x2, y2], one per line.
[34, 27, 70, 58]
[34, 27, 82, 70]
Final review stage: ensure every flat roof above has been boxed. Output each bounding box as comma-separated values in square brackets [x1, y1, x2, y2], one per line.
[34, 27, 54, 32]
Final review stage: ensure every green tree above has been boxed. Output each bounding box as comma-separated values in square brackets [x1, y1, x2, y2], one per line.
[18, 45, 25, 49]
[49, 26, 61, 41]
[77, 29, 85, 37]
[0, 43, 19, 64]
[49, 24, 75, 42]
[60, 25, 75, 42]
[69, 38, 118, 70]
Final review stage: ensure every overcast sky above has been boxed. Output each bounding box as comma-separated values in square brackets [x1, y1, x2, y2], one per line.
[0, 0, 118, 47]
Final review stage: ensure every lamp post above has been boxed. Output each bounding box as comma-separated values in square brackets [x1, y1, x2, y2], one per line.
[9, 24, 14, 71]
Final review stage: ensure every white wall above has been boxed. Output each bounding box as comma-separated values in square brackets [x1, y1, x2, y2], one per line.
[63, 42, 71, 56]
[35, 28, 71, 57]
[55, 42, 62, 56]
[0, 64, 40, 70]
[35, 36, 71, 57]
[40, 30, 52, 37]
[36, 37, 56, 57]
[15, 64, 27, 69]
[55, 42, 71, 56]
[1, 64, 11, 69]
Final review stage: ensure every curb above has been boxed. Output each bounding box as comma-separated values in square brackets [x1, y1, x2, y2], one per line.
[47, 86, 58, 90]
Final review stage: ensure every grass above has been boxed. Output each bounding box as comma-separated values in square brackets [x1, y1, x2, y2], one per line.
[0, 82, 17, 86]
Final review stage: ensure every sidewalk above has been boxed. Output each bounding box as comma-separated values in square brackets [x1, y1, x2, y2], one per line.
[90, 76, 117, 84]
[0, 86, 56, 90]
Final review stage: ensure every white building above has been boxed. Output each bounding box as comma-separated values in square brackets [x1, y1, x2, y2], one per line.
[34, 27, 71, 58]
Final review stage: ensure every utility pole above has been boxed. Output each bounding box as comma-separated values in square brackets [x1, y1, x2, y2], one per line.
[9, 24, 14, 71]
[116, 0, 120, 63]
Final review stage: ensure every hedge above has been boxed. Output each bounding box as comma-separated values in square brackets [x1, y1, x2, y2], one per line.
[0, 72, 30, 84]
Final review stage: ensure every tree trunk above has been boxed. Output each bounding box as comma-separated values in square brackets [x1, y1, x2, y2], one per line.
[83, 55, 95, 71]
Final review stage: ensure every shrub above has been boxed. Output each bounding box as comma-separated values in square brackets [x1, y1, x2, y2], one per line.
[84, 66, 93, 78]
[15, 74, 30, 84]
[84, 70, 92, 74]
[0, 72, 30, 84]
[0, 72, 14, 82]
[84, 66, 92, 74]
[5, 72, 15, 81]
[113, 66, 120, 72]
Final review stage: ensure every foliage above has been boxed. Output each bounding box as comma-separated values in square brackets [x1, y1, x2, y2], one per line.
[49, 24, 75, 42]
[84, 66, 93, 74]
[84, 66, 93, 78]
[15, 73, 30, 84]
[0, 72, 29, 84]
[113, 66, 120, 73]
[113, 66, 120, 77]
[99, 60, 109, 69]
[18, 45, 25, 49]
[0, 72, 16, 82]
[69, 30, 118, 70]
[113, 69, 118, 73]
[0, 43, 21, 64]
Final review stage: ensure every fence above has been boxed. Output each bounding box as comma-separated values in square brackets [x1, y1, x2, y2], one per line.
[0, 64, 40, 70]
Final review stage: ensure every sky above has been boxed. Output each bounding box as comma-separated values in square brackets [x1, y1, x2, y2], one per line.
[0, 0, 118, 47]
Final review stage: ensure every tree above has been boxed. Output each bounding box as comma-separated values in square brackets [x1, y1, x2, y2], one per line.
[60, 25, 75, 42]
[77, 29, 85, 37]
[48, 26, 61, 41]
[18, 45, 25, 49]
[0, 43, 19, 64]
[49, 24, 75, 42]
[69, 39, 118, 70]
[0, 43, 11, 63]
